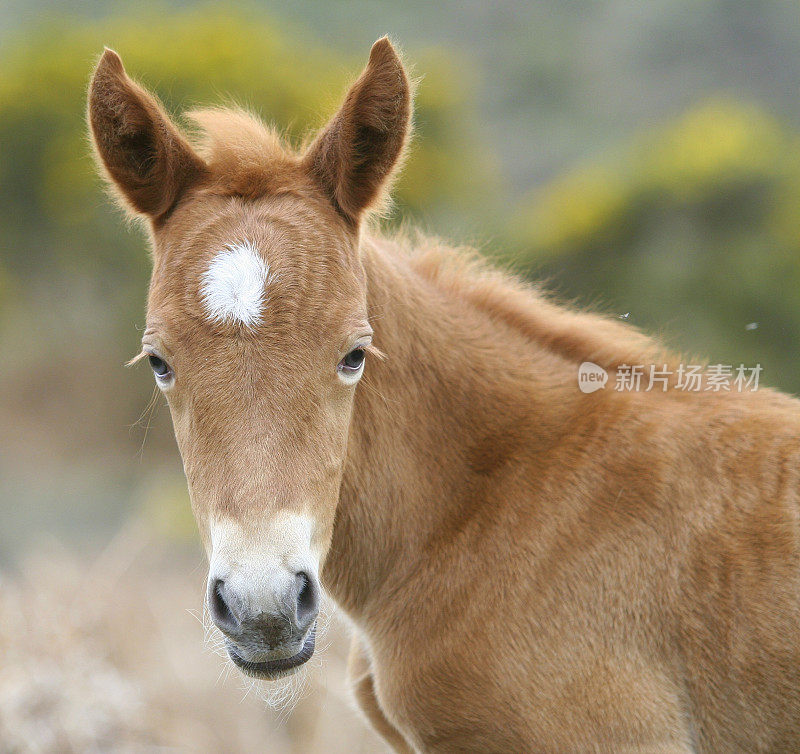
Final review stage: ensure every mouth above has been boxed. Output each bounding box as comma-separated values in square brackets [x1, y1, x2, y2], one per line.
[227, 624, 316, 680]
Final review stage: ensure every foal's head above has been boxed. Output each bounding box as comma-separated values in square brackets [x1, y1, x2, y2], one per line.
[88, 39, 411, 678]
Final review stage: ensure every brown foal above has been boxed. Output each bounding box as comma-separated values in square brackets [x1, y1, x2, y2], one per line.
[89, 38, 800, 752]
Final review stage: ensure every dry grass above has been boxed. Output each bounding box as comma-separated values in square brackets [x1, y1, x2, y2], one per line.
[0, 523, 387, 753]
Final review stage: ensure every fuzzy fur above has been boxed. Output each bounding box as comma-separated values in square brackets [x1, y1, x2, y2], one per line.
[89, 39, 800, 753]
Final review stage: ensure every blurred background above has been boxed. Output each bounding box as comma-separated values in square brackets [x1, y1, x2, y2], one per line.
[2, 1, 800, 751]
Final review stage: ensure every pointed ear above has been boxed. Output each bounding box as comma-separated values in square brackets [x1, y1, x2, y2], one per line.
[304, 37, 412, 226]
[87, 49, 205, 219]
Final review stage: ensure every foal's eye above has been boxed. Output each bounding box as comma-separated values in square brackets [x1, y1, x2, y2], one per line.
[338, 347, 366, 383]
[342, 348, 365, 370]
[148, 354, 173, 382]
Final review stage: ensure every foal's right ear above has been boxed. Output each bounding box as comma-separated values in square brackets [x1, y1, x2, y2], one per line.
[87, 49, 205, 219]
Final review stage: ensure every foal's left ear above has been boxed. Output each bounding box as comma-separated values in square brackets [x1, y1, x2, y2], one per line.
[304, 37, 412, 226]
[87, 48, 206, 219]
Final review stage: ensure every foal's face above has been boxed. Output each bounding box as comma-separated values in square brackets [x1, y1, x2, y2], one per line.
[146, 195, 369, 674]
[88, 39, 410, 677]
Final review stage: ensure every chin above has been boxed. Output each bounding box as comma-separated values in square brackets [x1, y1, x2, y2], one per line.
[226, 626, 316, 681]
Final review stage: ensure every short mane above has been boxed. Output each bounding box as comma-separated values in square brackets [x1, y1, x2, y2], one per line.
[186, 107, 304, 199]
[378, 232, 683, 374]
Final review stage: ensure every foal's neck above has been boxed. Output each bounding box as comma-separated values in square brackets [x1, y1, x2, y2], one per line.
[322, 234, 582, 621]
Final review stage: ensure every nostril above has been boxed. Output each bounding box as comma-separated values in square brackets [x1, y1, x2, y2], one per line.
[208, 578, 238, 632]
[295, 571, 319, 628]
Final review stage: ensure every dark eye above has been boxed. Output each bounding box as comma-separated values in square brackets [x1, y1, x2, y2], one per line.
[148, 354, 172, 381]
[340, 348, 366, 373]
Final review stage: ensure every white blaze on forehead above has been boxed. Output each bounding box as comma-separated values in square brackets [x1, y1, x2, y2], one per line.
[200, 242, 271, 327]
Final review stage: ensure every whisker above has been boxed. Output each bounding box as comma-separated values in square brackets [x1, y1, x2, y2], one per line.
[131, 386, 162, 461]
